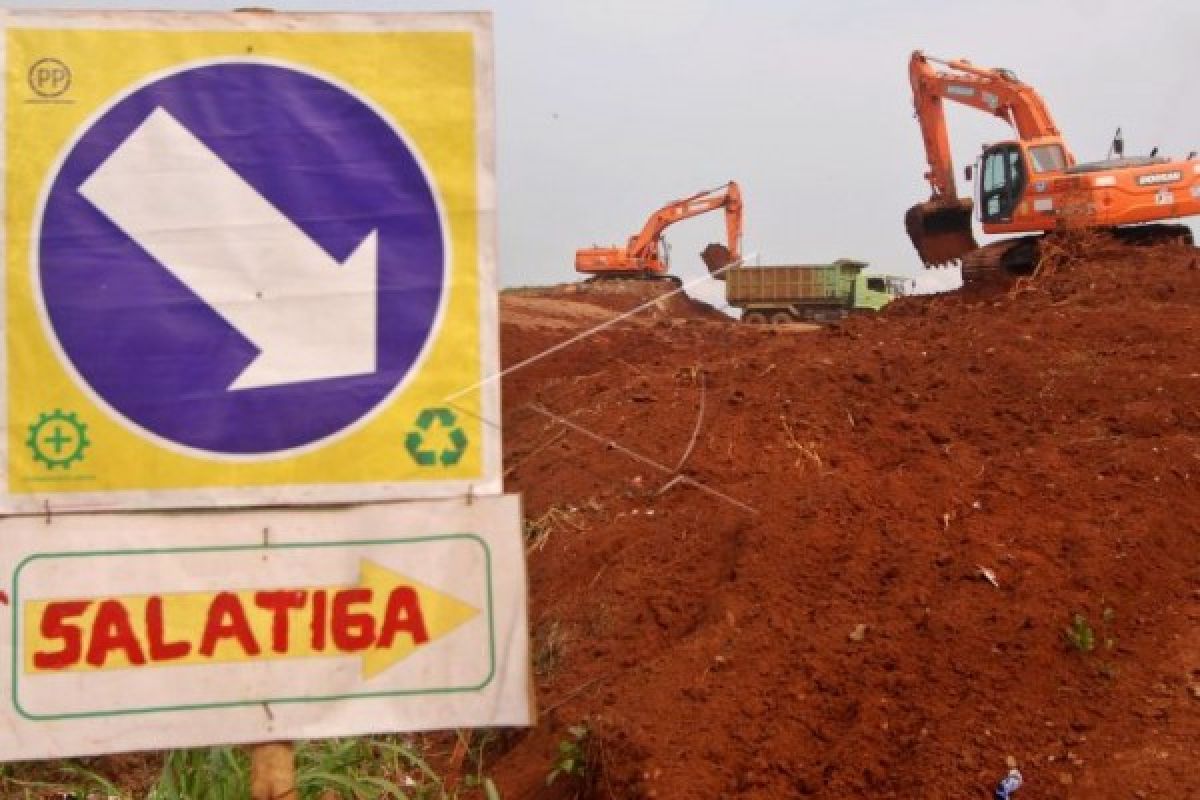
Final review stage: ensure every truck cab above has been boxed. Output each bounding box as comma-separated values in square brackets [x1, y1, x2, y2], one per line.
[852, 272, 903, 311]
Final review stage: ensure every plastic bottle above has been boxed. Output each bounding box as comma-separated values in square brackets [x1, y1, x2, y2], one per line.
[993, 768, 1022, 800]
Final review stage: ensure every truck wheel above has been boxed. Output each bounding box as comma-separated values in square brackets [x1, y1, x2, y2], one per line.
[743, 311, 767, 324]
[770, 311, 793, 325]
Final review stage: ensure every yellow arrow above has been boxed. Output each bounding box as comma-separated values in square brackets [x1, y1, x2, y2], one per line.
[24, 560, 479, 680]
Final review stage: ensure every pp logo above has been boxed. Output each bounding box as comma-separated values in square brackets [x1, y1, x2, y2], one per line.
[28, 58, 71, 99]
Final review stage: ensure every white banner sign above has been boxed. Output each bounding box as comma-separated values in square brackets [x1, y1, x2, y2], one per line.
[0, 495, 531, 761]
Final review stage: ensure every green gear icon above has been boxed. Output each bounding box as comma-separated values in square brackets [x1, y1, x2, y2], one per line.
[405, 407, 468, 467]
[26, 409, 90, 470]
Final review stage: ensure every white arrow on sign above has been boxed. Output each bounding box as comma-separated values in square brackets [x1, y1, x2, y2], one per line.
[78, 107, 378, 391]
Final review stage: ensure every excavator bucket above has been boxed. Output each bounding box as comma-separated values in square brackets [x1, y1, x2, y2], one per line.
[701, 243, 734, 279]
[904, 199, 978, 266]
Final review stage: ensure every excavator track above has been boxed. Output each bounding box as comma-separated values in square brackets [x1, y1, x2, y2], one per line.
[583, 274, 684, 288]
[960, 237, 1040, 285]
[958, 225, 1196, 287]
[1111, 223, 1194, 248]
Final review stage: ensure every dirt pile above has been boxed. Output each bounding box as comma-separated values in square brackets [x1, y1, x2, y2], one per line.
[501, 278, 727, 332]
[494, 243, 1200, 798]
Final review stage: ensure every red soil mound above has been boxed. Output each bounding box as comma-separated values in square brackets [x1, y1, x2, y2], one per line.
[502, 278, 728, 333]
[494, 243, 1200, 798]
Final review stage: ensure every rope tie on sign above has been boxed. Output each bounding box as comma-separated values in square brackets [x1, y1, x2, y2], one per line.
[441, 254, 760, 516]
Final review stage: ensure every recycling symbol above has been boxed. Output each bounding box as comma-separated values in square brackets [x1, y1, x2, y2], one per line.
[27, 409, 90, 469]
[405, 407, 468, 467]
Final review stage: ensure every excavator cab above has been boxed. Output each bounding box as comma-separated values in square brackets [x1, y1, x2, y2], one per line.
[978, 142, 1027, 224]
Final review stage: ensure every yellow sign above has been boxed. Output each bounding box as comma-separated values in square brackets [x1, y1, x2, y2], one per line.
[2, 11, 499, 512]
[24, 560, 479, 679]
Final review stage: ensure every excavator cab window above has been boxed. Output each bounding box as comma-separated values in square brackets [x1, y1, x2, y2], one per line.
[979, 143, 1026, 224]
[1028, 143, 1067, 173]
[866, 277, 887, 293]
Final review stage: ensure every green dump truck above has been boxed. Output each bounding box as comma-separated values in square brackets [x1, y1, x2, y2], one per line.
[724, 259, 909, 323]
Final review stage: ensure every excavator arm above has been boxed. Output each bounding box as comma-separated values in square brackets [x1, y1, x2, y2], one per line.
[906, 51, 1067, 266]
[576, 181, 743, 276]
[910, 51, 1066, 201]
[625, 181, 742, 263]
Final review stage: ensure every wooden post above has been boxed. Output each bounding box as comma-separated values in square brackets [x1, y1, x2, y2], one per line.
[249, 742, 295, 800]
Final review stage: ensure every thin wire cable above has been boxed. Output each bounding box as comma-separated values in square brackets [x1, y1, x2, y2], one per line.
[444, 256, 751, 403]
[526, 403, 759, 515]
[445, 256, 757, 515]
[446, 397, 758, 515]
[672, 369, 706, 472]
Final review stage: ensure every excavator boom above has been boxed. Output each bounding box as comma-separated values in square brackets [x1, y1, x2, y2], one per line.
[576, 181, 743, 277]
[906, 51, 1064, 266]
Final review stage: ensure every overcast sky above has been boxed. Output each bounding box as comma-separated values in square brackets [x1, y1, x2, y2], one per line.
[8, 1, 1200, 304]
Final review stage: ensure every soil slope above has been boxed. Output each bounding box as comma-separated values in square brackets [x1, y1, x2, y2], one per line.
[494, 241, 1200, 799]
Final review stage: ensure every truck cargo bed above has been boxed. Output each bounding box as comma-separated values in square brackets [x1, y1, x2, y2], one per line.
[725, 259, 865, 306]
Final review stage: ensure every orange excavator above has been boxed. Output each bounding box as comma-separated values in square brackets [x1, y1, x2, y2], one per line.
[906, 51, 1199, 277]
[575, 181, 743, 278]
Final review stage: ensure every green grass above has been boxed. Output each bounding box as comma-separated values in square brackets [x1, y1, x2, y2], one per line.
[545, 724, 590, 788]
[1064, 606, 1120, 679]
[0, 758, 132, 799]
[1064, 613, 1096, 653]
[150, 738, 439, 800]
[2, 735, 502, 800]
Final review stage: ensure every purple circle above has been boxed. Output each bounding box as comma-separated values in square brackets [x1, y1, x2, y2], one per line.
[38, 62, 444, 455]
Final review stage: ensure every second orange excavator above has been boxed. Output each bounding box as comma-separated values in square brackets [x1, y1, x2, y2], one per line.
[575, 181, 743, 278]
[906, 51, 1199, 277]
